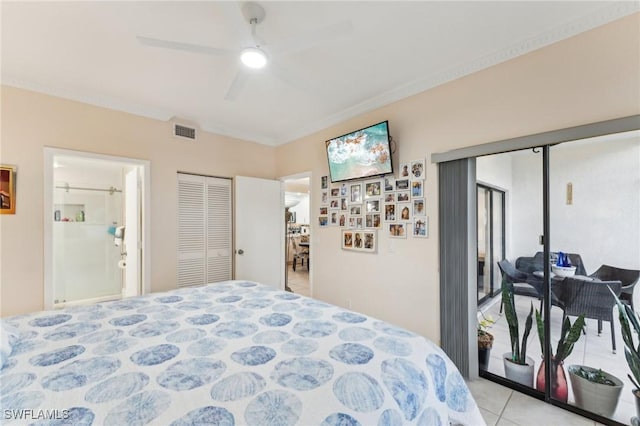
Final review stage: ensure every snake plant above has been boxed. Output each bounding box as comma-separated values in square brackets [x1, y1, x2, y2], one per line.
[535, 309, 585, 363]
[502, 275, 533, 365]
[611, 287, 640, 392]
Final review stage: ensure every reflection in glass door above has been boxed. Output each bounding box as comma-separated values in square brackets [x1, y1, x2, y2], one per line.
[477, 184, 505, 305]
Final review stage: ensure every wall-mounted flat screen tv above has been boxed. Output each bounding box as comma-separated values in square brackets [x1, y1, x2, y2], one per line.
[325, 121, 393, 183]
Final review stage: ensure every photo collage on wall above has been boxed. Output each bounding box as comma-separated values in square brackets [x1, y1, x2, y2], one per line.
[318, 158, 428, 244]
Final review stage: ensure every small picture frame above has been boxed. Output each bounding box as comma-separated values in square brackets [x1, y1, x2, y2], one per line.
[365, 199, 380, 213]
[348, 215, 364, 229]
[411, 180, 423, 198]
[396, 191, 410, 203]
[340, 198, 348, 211]
[413, 217, 428, 238]
[362, 231, 377, 252]
[398, 163, 410, 178]
[395, 179, 409, 191]
[364, 180, 382, 199]
[348, 217, 357, 228]
[350, 183, 362, 204]
[365, 213, 381, 228]
[384, 203, 396, 222]
[339, 213, 347, 227]
[384, 193, 395, 203]
[330, 212, 339, 226]
[410, 159, 425, 180]
[350, 205, 362, 215]
[318, 216, 328, 227]
[342, 230, 354, 249]
[319, 207, 328, 215]
[340, 183, 348, 197]
[0, 165, 16, 214]
[384, 176, 395, 192]
[413, 198, 426, 216]
[397, 203, 411, 221]
[321, 175, 328, 189]
[321, 191, 328, 205]
[330, 199, 339, 209]
[330, 188, 340, 197]
[388, 223, 407, 239]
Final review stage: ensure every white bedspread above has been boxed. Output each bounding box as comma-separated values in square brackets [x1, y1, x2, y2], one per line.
[1, 281, 485, 425]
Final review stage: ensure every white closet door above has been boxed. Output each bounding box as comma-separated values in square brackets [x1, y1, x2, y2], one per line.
[177, 173, 232, 288]
[177, 173, 206, 287]
[206, 178, 232, 283]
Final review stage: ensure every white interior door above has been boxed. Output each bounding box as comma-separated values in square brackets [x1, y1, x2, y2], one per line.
[123, 167, 141, 298]
[235, 176, 284, 290]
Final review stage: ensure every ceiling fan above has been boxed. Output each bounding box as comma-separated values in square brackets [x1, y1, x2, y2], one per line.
[137, 2, 353, 101]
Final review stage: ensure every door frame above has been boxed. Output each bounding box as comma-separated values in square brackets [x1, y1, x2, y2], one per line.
[43, 147, 151, 309]
[280, 171, 313, 296]
[476, 182, 506, 304]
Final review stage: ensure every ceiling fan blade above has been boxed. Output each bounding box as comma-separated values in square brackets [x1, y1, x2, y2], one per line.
[224, 70, 250, 101]
[137, 36, 234, 56]
[270, 61, 319, 94]
[270, 20, 354, 56]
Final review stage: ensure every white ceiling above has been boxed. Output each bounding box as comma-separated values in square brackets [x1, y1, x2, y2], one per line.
[2, 1, 637, 146]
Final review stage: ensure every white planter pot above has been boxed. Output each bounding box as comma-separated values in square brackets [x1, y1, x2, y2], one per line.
[568, 365, 623, 418]
[503, 352, 535, 387]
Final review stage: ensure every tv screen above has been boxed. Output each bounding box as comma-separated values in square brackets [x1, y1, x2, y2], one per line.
[325, 121, 393, 183]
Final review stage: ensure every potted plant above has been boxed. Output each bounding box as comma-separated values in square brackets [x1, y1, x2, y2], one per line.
[612, 289, 640, 418]
[502, 277, 535, 386]
[534, 309, 585, 402]
[478, 312, 495, 371]
[567, 365, 623, 417]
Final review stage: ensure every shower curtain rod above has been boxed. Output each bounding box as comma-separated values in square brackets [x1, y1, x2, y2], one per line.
[55, 183, 122, 194]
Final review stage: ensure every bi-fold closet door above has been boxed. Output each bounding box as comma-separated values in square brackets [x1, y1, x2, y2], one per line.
[177, 173, 232, 287]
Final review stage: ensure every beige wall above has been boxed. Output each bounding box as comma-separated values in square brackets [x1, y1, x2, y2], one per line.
[0, 87, 277, 316]
[275, 14, 640, 341]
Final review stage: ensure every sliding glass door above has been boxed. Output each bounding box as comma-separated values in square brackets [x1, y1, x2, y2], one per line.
[477, 184, 505, 305]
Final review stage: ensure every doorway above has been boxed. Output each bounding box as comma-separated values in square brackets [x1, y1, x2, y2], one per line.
[282, 173, 311, 296]
[44, 148, 150, 309]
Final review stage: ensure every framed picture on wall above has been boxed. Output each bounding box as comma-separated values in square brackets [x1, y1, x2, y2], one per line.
[340, 198, 348, 211]
[0, 165, 17, 215]
[410, 159, 425, 180]
[384, 203, 396, 222]
[321, 191, 328, 205]
[411, 180, 423, 198]
[413, 216, 428, 238]
[388, 223, 407, 238]
[395, 179, 409, 191]
[365, 199, 380, 213]
[342, 230, 354, 249]
[364, 180, 382, 198]
[321, 175, 328, 189]
[350, 183, 362, 204]
[398, 163, 410, 178]
[398, 202, 411, 221]
[330, 212, 339, 226]
[318, 216, 328, 227]
[349, 205, 362, 215]
[384, 176, 395, 192]
[396, 191, 410, 203]
[330, 188, 340, 197]
[365, 213, 381, 228]
[320, 207, 328, 215]
[362, 231, 377, 252]
[413, 198, 426, 216]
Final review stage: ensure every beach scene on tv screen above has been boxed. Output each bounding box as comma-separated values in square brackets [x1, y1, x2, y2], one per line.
[327, 122, 392, 182]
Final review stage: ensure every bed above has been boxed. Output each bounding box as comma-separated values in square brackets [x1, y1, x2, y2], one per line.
[1, 281, 485, 425]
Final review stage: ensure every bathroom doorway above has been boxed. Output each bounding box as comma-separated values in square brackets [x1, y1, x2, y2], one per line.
[44, 148, 150, 309]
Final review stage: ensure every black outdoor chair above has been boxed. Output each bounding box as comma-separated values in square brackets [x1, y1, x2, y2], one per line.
[553, 277, 622, 353]
[589, 265, 640, 311]
[497, 259, 544, 312]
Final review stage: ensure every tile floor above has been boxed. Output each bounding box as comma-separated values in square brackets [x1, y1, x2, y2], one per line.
[477, 293, 635, 425]
[287, 262, 310, 297]
[466, 376, 606, 426]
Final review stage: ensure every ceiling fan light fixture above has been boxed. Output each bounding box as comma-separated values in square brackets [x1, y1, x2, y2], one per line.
[240, 47, 267, 69]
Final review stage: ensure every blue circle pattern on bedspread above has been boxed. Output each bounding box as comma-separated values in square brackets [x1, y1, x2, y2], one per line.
[2, 281, 483, 425]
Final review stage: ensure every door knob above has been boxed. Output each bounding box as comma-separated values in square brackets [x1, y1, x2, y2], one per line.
[238, 249, 244, 255]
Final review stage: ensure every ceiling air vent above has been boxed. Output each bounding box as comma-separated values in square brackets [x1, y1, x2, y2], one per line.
[174, 124, 197, 141]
